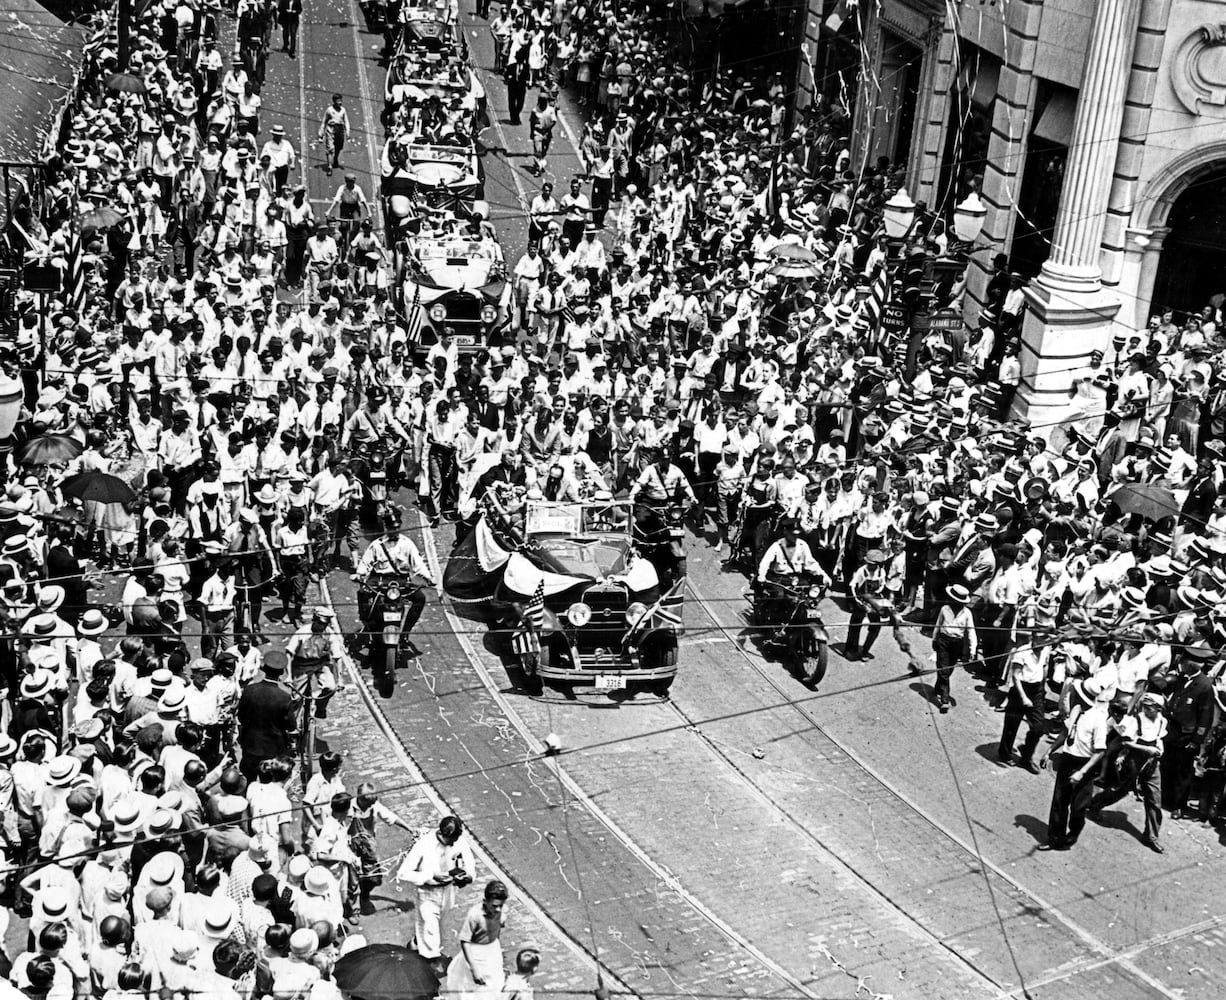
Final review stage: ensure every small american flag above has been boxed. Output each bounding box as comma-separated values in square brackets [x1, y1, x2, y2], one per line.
[405, 281, 424, 344]
[856, 267, 889, 346]
[511, 579, 546, 657]
[511, 626, 540, 657]
[525, 579, 546, 628]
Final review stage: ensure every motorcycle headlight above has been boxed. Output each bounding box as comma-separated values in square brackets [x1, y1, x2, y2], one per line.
[808, 585, 823, 599]
[624, 602, 648, 624]
[480, 304, 498, 324]
[386, 585, 401, 602]
[567, 602, 592, 626]
[428, 302, 447, 322]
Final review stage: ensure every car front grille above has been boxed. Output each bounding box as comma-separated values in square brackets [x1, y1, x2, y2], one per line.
[444, 294, 482, 322]
[573, 585, 628, 653]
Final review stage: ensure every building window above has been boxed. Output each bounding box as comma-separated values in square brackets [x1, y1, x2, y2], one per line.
[938, 45, 997, 211]
[1011, 82, 1075, 275]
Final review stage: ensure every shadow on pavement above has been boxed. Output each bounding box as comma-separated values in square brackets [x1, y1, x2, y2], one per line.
[1013, 812, 1048, 846]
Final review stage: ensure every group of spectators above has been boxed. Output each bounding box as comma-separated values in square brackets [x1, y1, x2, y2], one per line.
[0, 1, 546, 999]
[0, 3, 1224, 1000]
[473, 0, 1226, 860]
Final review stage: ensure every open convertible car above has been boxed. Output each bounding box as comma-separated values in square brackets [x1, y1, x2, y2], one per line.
[444, 499, 684, 697]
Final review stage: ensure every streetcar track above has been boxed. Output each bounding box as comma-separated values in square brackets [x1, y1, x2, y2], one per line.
[344, 11, 1191, 997]
[683, 576, 1182, 1000]
[317, 575, 639, 998]
[413, 514, 821, 999]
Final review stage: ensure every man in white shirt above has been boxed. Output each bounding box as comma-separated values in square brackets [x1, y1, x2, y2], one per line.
[399, 816, 475, 968]
[1040, 680, 1109, 850]
[1087, 692, 1167, 852]
[259, 124, 297, 191]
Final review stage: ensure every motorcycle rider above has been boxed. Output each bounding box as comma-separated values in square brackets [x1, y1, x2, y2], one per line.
[354, 511, 438, 644]
[628, 447, 696, 522]
[342, 384, 409, 451]
[285, 606, 348, 719]
[756, 517, 829, 635]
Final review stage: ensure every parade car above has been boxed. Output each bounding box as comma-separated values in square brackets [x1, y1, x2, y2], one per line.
[384, 43, 477, 113]
[395, 10, 466, 52]
[396, 229, 510, 355]
[443, 499, 685, 697]
[381, 140, 484, 219]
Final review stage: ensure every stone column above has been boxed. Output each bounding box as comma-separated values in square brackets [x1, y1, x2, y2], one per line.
[963, 0, 1043, 324]
[1100, 0, 1173, 291]
[1016, 0, 1145, 419]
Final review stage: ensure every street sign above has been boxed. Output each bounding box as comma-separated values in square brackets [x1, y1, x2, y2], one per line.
[881, 302, 907, 333]
[22, 264, 60, 293]
[914, 307, 963, 334]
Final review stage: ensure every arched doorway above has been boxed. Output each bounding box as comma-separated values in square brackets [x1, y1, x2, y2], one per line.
[1150, 164, 1226, 317]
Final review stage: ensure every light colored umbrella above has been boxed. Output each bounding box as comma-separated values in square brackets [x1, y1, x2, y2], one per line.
[768, 259, 820, 280]
[1109, 483, 1178, 522]
[79, 205, 124, 229]
[16, 434, 84, 466]
[769, 242, 817, 263]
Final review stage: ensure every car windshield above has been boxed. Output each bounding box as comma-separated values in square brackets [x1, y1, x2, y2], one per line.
[533, 537, 629, 579]
[411, 238, 500, 262]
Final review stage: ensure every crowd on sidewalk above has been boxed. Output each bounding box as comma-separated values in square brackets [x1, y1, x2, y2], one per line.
[482, 0, 1226, 856]
[0, 0, 1225, 997]
[0, 1, 546, 999]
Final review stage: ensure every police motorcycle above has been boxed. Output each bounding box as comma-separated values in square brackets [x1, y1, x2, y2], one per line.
[351, 437, 407, 526]
[632, 501, 688, 592]
[748, 571, 830, 687]
[353, 513, 430, 694]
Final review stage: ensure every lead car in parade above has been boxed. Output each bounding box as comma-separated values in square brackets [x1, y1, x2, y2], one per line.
[443, 497, 685, 698]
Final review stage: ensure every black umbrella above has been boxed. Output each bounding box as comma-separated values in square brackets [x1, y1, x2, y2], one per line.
[105, 71, 147, 94]
[59, 471, 137, 505]
[332, 944, 438, 1000]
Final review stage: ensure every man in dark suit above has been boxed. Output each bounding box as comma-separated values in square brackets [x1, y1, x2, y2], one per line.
[279, 0, 302, 56]
[236, 649, 296, 780]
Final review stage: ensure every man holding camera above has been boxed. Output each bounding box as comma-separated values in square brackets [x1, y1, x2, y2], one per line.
[400, 815, 476, 972]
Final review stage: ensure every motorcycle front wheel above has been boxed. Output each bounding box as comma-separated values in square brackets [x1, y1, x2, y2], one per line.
[800, 643, 828, 687]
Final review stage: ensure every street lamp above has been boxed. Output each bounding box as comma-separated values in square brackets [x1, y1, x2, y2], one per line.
[952, 192, 986, 243]
[0, 371, 23, 484]
[882, 188, 916, 239]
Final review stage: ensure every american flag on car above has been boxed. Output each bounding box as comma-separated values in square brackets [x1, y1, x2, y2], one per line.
[512, 579, 546, 655]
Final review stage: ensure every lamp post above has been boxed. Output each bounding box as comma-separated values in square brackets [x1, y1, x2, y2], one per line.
[0, 370, 24, 485]
[882, 187, 916, 258]
[949, 192, 986, 259]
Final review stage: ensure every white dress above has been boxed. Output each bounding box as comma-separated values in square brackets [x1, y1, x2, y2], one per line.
[445, 903, 506, 1000]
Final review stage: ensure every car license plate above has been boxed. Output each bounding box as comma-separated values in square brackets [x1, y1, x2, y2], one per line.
[383, 611, 401, 623]
[593, 674, 625, 691]
[452, 335, 476, 346]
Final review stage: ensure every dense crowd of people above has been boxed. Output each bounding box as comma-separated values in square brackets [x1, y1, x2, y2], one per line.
[0, 0, 1224, 997]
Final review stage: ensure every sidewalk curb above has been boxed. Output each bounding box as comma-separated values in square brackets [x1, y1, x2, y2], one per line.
[316, 575, 632, 996]
[414, 515, 822, 999]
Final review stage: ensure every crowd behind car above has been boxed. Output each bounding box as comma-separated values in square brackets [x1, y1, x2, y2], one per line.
[0, 1, 1225, 999]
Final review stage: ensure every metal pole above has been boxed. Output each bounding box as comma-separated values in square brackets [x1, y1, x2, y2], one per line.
[38, 291, 46, 383]
[117, 0, 132, 70]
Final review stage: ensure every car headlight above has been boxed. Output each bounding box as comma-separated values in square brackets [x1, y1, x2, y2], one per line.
[386, 585, 401, 602]
[428, 302, 447, 322]
[624, 602, 648, 624]
[480, 304, 497, 324]
[567, 602, 592, 627]
[808, 585, 823, 599]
